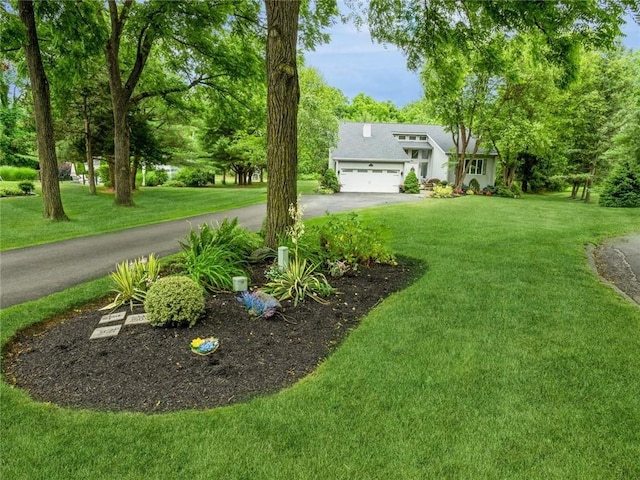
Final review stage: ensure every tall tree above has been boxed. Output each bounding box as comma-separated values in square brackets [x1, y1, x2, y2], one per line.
[17, 0, 67, 220]
[343, 93, 404, 123]
[264, 0, 301, 248]
[263, 0, 338, 248]
[297, 65, 345, 175]
[102, 0, 263, 206]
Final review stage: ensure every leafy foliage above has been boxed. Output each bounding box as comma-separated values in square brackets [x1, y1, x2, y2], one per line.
[180, 244, 247, 292]
[178, 218, 261, 291]
[599, 159, 640, 208]
[433, 184, 454, 198]
[175, 168, 216, 187]
[145, 276, 205, 328]
[313, 212, 396, 269]
[18, 181, 34, 194]
[263, 256, 335, 307]
[403, 170, 420, 194]
[321, 168, 340, 193]
[0, 166, 38, 181]
[101, 254, 160, 311]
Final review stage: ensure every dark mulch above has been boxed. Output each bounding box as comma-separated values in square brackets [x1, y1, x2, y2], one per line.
[3, 258, 423, 414]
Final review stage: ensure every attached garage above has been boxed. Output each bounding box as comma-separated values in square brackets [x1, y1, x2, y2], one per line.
[339, 168, 401, 193]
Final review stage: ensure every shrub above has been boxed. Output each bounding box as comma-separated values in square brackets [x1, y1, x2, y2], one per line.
[403, 170, 420, 193]
[0, 166, 38, 181]
[175, 167, 215, 187]
[599, 158, 640, 208]
[97, 164, 111, 187]
[495, 184, 522, 198]
[0, 186, 23, 197]
[433, 184, 453, 198]
[313, 212, 396, 269]
[468, 178, 480, 192]
[138, 169, 169, 187]
[145, 276, 205, 328]
[101, 254, 161, 311]
[321, 168, 340, 193]
[18, 181, 35, 194]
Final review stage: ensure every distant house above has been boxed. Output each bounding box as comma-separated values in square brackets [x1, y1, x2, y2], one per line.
[329, 122, 497, 193]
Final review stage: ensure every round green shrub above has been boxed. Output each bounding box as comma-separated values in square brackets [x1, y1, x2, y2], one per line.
[321, 168, 340, 193]
[145, 275, 205, 328]
[18, 181, 35, 194]
[403, 170, 420, 194]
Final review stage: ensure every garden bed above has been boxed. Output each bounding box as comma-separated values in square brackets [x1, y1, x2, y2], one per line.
[2, 258, 423, 414]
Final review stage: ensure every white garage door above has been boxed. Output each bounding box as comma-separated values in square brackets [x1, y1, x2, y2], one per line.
[340, 169, 401, 193]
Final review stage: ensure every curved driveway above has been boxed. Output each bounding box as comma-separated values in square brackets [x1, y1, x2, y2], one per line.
[1, 193, 420, 308]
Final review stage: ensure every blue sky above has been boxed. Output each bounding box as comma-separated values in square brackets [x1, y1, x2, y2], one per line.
[305, 16, 640, 108]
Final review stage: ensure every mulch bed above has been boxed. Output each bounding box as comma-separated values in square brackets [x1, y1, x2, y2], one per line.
[2, 258, 423, 414]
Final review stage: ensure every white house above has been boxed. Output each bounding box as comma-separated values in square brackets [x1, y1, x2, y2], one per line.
[329, 122, 497, 193]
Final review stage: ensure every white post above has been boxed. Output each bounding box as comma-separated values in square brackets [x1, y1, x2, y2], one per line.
[278, 246, 289, 271]
[232, 276, 248, 292]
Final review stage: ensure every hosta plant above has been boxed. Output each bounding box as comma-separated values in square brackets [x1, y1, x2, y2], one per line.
[101, 254, 160, 311]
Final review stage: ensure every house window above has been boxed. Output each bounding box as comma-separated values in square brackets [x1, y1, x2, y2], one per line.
[419, 135, 427, 141]
[398, 135, 406, 140]
[409, 135, 417, 140]
[411, 150, 419, 159]
[467, 159, 486, 175]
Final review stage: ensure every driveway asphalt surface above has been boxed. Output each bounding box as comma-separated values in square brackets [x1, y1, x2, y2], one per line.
[591, 232, 640, 306]
[1, 193, 420, 308]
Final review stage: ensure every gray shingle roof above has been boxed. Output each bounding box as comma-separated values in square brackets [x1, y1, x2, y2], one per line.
[331, 122, 486, 161]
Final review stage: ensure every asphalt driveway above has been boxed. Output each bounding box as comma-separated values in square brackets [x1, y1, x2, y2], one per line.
[0, 193, 421, 308]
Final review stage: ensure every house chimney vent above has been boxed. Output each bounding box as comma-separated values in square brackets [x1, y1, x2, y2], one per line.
[363, 124, 371, 138]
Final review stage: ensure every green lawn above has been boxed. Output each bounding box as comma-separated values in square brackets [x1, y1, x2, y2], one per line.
[2, 194, 639, 479]
[0, 180, 318, 250]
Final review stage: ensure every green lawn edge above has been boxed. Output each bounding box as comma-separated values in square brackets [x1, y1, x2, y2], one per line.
[2, 194, 640, 479]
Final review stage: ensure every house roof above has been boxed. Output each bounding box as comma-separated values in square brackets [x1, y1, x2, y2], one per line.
[331, 122, 489, 161]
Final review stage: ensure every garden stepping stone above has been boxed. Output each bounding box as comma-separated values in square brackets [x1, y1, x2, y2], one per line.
[90, 324, 122, 340]
[98, 311, 127, 324]
[124, 313, 148, 325]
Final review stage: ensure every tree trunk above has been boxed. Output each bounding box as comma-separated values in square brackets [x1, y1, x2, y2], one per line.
[83, 95, 96, 195]
[112, 105, 133, 204]
[265, 0, 300, 249]
[18, 0, 68, 221]
[131, 154, 140, 191]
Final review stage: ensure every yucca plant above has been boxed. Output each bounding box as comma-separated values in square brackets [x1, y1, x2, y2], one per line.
[263, 256, 335, 306]
[101, 254, 160, 311]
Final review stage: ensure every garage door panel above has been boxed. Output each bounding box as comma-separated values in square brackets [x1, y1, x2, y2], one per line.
[340, 169, 400, 193]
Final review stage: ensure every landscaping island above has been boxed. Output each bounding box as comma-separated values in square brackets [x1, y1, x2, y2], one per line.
[3, 259, 422, 414]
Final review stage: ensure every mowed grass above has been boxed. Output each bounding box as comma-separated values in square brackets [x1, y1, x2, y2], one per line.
[0, 180, 318, 250]
[2, 194, 640, 479]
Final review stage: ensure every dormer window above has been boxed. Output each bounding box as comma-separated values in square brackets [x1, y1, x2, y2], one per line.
[409, 135, 417, 140]
[398, 135, 406, 140]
